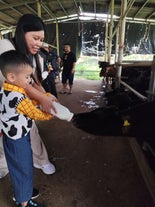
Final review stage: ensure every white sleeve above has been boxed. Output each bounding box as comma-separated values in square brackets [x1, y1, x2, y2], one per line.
[0, 71, 4, 87]
[0, 39, 15, 55]
[38, 53, 44, 73]
[0, 39, 15, 86]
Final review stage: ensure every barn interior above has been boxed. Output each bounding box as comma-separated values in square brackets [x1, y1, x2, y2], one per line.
[1, 1, 155, 207]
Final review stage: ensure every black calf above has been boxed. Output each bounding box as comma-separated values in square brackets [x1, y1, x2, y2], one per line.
[73, 100, 155, 144]
[73, 106, 123, 136]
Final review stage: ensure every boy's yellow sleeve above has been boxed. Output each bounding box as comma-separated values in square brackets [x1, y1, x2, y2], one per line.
[16, 97, 52, 120]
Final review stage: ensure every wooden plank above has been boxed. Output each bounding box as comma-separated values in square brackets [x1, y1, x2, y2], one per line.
[129, 137, 155, 204]
[121, 61, 152, 67]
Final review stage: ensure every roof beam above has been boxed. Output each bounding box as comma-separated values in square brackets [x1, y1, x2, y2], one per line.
[41, 1, 57, 19]
[25, 3, 38, 15]
[133, 0, 150, 18]
[73, 0, 80, 14]
[56, 0, 68, 17]
[0, 18, 14, 29]
[0, 0, 36, 10]
[0, 25, 11, 30]
[146, 10, 155, 20]
[0, 11, 18, 22]
[112, 0, 136, 38]
[73, 0, 78, 8]
[0, 21, 11, 27]
[78, 0, 84, 13]
[0, 0, 23, 15]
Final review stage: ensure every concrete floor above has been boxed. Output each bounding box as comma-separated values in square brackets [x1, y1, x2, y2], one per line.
[0, 80, 155, 207]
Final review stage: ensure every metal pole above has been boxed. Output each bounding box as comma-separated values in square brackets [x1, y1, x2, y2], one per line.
[115, 0, 127, 88]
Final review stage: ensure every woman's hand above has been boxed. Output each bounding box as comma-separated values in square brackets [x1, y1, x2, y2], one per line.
[39, 94, 57, 113]
[71, 69, 75, 74]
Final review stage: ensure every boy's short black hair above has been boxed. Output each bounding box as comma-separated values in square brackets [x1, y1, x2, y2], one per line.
[0, 50, 31, 77]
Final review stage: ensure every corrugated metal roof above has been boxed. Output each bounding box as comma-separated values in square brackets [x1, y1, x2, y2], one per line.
[0, 0, 155, 31]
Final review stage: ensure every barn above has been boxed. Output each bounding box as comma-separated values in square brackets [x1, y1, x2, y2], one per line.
[1, 1, 155, 207]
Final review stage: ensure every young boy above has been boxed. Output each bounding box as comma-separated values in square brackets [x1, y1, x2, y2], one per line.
[0, 50, 53, 207]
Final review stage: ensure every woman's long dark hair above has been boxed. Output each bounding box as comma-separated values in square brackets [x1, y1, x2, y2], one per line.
[14, 13, 46, 83]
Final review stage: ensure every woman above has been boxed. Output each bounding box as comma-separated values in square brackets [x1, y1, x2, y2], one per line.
[0, 14, 57, 203]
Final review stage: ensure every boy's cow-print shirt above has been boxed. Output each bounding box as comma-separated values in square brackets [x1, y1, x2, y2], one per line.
[0, 82, 52, 140]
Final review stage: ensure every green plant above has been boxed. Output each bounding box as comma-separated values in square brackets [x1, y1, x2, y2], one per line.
[75, 56, 102, 80]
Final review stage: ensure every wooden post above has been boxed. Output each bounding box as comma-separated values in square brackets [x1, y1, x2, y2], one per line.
[115, 29, 119, 63]
[77, 15, 81, 37]
[147, 55, 155, 101]
[104, 16, 109, 62]
[37, 0, 42, 17]
[56, 20, 60, 56]
[108, 0, 114, 64]
[115, 0, 127, 88]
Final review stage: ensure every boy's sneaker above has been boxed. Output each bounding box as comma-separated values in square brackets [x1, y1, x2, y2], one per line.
[13, 188, 39, 202]
[18, 199, 45, 207]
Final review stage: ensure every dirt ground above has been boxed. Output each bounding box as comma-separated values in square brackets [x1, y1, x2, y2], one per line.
[0, 79, 155, 207]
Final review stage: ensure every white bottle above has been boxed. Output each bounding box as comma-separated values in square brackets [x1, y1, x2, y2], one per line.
[50, 101, 74, 122]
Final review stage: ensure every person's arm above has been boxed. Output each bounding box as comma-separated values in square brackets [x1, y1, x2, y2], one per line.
[33, 81, 46, 93]
[71, 62, 76, 74]
[71, 52, 76, 74]
[25, 84, 57, 113]
[57, 57, 61, 64]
